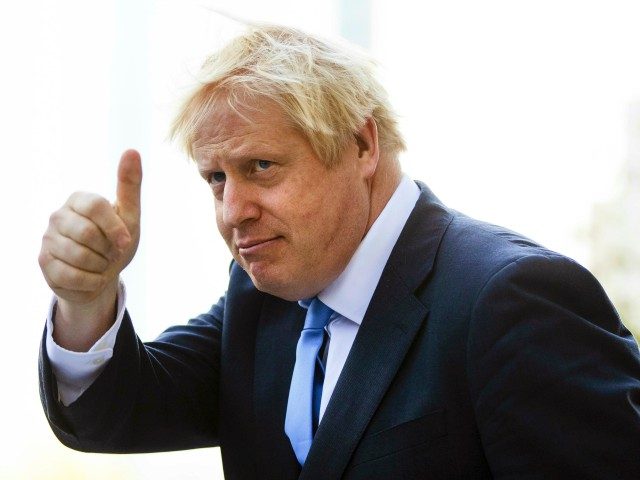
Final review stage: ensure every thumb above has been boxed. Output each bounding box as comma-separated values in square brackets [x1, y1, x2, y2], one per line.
[115, 149, 142, 224]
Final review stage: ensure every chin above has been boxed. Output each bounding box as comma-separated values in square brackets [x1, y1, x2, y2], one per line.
[245, 264, 289, 298]
[250, 277, 299, 301]
[245, 266, 313, 301]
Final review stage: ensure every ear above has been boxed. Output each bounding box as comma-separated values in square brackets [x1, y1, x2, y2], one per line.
[354, 117, 379, 179]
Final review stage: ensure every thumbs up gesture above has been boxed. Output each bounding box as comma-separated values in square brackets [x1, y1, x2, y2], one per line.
[39, 150, 142, 350]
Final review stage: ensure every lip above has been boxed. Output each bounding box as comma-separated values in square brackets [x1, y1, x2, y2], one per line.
[236, 237, 281, 255]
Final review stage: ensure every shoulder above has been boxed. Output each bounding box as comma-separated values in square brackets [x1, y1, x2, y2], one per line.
[418, 203, 635, 343]
[425, 208, 564, 299]
[441, 210, 550, 269]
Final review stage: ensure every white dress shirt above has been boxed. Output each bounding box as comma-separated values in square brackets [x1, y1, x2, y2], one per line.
[47, 175, 420, 409]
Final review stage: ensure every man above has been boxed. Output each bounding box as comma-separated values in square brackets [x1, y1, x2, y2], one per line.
[39, 24, 640, 479]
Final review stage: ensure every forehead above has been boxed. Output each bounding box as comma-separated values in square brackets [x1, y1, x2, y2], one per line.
[192, 97, 297, 163]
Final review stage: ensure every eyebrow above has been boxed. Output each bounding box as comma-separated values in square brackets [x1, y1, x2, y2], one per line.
[198, 167, 216, 180]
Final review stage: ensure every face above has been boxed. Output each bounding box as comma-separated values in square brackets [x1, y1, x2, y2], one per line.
[192, 97, 376, 301]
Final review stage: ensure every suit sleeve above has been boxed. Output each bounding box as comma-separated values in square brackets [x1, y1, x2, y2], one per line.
[39, 296, 224, 454]
[467, 253, 640, 479]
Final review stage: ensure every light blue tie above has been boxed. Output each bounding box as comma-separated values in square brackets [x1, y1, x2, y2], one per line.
[285, 298, 333, 465]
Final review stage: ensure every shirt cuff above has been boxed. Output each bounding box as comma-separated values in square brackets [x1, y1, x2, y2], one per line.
[45, 281, 127, 406]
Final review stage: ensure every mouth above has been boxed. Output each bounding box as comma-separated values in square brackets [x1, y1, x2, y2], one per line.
[236, 237, 282, 256]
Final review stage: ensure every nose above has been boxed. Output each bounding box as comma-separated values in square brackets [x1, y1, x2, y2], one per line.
[221, 178, 261, 228]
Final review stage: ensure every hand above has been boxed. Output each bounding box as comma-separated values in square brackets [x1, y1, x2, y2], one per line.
[39, 150, 142, 349]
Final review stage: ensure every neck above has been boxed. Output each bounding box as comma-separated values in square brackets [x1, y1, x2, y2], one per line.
[364, 156, 402, 234]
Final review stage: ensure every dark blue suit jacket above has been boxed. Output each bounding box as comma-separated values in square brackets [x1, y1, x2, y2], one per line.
[40, 183, 640, 479]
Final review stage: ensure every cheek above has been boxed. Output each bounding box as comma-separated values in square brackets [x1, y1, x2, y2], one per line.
[287, 196, 329, 244]
[322, 186, 369, 241]
[296, 194, 351, 247]
[215, 205, 232, 245]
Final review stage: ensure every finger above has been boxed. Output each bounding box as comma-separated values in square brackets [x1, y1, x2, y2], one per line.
[115, 149, 142, 225]
[46, 233, 111, 273]
[41, 253, 105, 292]
[65, 193, 131, 251]
[51, 206, 116, 259]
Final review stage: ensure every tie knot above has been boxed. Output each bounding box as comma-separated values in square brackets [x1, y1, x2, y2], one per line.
[304, 298, 333, 330]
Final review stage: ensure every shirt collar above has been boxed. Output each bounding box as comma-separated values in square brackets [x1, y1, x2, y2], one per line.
[304, 175, 420, 324]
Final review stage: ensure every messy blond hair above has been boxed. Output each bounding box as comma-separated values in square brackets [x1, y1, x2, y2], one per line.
[170, 24, 405, 166]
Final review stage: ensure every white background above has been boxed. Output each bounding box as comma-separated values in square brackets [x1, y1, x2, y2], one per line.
[1, 1, 639, 478]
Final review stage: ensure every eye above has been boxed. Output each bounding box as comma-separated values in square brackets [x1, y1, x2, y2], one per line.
[255, 160, 272, 172]
[209, 171, 226, 184]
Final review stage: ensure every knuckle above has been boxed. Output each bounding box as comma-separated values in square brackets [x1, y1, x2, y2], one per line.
[77, 223, 98, 244]
[69, 191, 111, 217]
[85, 196, 111, 218]
[69, 248, 87, 267]
[48, 209, 61, 225]
[49, 206, 73, 231]
[37, 249, 50, 270]
[85, 202, 102, 219]
[67, 190, 89, 204]
[64, 267, 85, 288]
[41, 230, 52, 247]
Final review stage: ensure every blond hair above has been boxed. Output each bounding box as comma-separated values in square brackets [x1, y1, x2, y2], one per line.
[170, 24, 405, 166]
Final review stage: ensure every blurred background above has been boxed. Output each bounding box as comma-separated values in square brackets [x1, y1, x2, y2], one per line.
[1, 0, 638, 478]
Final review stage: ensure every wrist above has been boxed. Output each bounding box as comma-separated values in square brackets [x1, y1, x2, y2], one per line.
[53, 278, 120, 352]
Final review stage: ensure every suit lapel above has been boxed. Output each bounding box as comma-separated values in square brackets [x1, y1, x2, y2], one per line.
[300, 183, 453, 480]
[302, 279, 428, 479]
